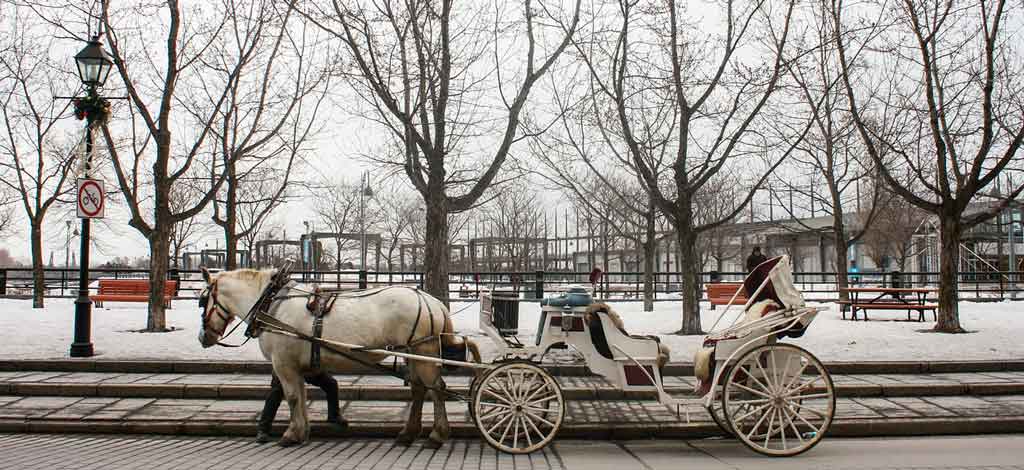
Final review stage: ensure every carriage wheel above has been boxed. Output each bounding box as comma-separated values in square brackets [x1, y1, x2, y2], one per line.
[722, 343, 834, 457]
[706, 393, 735, 437]
[472, 361, 564, 454]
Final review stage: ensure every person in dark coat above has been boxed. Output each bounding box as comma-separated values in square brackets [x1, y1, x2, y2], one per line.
[745, 247, 768, 273]
[256, 371, 347, 443]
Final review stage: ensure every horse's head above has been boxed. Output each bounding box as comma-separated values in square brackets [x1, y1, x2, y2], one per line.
[197, 267, 235, 348]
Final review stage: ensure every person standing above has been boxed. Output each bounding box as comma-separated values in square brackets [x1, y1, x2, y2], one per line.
[745, 247, 768, 273]
[256, 371, 348, 443]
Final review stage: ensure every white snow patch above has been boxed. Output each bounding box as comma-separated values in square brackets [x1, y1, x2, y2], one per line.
[1, 297, 1021, 362]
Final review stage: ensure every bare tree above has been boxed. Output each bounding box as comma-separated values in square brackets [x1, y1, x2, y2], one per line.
[374, 188, 421, 271]
[312, 179, 362, 270]
[833, 0, 1024, 332]
[291, 0, 582, 303]
[167, 182, 212, 270]
[573, 0, 805, 334]
[96, 0, 278, 330]
[481, 182, 545, 271]
[207, 6, 331, 270]
[861, 185, 927, 272]
[0, 8, 77, 308]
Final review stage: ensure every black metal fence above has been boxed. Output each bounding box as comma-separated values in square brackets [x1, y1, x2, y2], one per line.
[1, 267, 1021, 302]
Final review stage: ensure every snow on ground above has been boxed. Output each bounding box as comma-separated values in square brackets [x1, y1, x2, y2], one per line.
[1, 297, 1022, 362]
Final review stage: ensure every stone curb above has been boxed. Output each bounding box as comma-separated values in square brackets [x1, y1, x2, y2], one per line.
[4, 381, 1024, 400]
[2, 416, 1023, 441]
[4, 359, 1024, 375]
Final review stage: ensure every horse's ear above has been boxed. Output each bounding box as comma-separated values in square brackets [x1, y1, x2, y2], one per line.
[201, 267, 211, 284]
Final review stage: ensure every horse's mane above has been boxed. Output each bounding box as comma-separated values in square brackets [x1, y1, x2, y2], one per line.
[220, 268, 274, 283]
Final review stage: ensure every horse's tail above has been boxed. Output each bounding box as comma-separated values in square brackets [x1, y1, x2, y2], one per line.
[441, 311, 482, 376]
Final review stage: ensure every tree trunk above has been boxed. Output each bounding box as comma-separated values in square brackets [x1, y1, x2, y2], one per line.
[675, 224, 703, 335]
[423, 190, 450, 305]
[223, 166, 238, 270]
[147, 229, 171, 331]
[642, 210, 656, 312]
[935, 213, 964, 333]
[833, 227, 851, 303]
[30, 219, 44, 308]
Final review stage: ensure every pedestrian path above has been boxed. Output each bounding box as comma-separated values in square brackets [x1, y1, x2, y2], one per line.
[2, 370, 1024, 400]
[2, 389, 1024, 439]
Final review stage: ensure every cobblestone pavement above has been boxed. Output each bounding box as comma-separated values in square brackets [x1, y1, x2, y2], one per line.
[1, 393, 1024, 425]
[3, 370, 1024, 399]
[0, 434, 1023, 469]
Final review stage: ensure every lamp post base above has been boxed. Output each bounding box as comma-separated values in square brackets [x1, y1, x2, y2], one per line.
[69, 291, 94, 358]
[69, 341, 94, 357]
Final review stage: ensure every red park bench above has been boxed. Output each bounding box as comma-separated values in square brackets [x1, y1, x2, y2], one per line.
[91, 279, 177, 308]
[706, 282, 748, 310]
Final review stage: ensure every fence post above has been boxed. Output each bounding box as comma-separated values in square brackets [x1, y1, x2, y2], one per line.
[358, 270, 368, 289]
[0, 269, 6, 296]
[535, 270, 544, 299]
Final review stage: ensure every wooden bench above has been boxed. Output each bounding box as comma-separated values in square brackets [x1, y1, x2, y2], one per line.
[836, 300, 937, 322]
[706, 283, 748, 310]
[91, 279, 177, 308]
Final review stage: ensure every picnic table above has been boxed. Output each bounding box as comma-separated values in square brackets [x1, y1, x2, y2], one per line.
[838, 287, 938, 322]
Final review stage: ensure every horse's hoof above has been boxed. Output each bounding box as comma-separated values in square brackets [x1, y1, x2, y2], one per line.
[423, 438, 444, 450]
[395, 434, 415, 447]
[278, 436, 303, 447]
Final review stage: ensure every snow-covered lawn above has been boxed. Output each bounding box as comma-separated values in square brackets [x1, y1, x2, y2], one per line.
[1, 297, 1021, 362]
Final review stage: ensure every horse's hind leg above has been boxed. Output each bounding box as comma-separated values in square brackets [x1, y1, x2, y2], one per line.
[420, 364, 450, 449]
[396, 378, 425, 446]
[276, 363, 309, 446]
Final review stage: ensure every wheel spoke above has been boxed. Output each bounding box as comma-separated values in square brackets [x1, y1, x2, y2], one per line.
[479, 404, 512, 422]
[764, 407, 778, 449]
[523, 408, 557, 428]
[780, 403, 806, 444]
[769, 350, 781, 394]
[483, 389, 515, 407]
[512, 414, 520, 449]
[754, 356, 776, 394]
[786, 392, 831, 401]
[522, 410, 546, 441]
[788, 403, 825, 430]
[785, 376, 823, 396]
[528, 394, 558, 407]
[744, 403, 773, 441]
[523, 378, 549, 404]
[486, 411, 514, 435]
[730, 381, 773, 399]
[499, 411, 516, 444]
[738, 364, 774, 396]
[732, 401, 773, 424]
[781, 359, 811, 393]
[519, 416, 534, 448]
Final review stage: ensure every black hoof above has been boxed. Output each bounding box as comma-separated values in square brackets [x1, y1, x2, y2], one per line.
[423, 438, 444, 450]
[278, 438, 301, 447]
[395, 434, 415, 447]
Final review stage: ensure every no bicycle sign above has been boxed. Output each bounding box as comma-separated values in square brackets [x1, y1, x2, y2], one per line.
[77, 178, 105, 219]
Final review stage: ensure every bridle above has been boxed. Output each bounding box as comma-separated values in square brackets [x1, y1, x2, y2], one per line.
[199, 282, 236, 340]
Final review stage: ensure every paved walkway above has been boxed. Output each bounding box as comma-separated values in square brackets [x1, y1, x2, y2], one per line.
[2, 434, 1024, 469]
[3, 370, 1024, 400]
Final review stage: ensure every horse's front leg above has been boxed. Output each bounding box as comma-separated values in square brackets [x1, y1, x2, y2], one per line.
[275, 362, 309, 446]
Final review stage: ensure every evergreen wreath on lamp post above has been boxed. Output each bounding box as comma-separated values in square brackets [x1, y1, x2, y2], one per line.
[73, 94, 111, 124]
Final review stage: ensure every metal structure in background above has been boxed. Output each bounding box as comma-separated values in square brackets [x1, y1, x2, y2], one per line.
[4, 267, 1021, 304]
[67, 32, 115, 358]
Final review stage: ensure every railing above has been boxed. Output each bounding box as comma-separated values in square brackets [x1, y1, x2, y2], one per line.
[1, 267, 1021, 302]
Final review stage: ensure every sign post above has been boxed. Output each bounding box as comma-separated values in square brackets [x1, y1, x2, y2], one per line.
[76, 178, 105, 219]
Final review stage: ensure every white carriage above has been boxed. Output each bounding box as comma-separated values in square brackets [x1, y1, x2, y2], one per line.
[472, 255, 835, 455]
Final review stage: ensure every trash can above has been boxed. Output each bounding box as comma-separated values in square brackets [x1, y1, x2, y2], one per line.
[491, 289, 520, 336]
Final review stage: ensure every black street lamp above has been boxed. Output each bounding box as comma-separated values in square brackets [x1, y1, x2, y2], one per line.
[69, 34, 114, 358]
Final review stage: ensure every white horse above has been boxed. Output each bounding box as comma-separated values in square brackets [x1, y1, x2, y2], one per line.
[196, 268, 480, 448]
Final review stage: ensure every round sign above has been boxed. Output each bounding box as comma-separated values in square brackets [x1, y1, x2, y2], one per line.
[78, 180, 104, 218]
